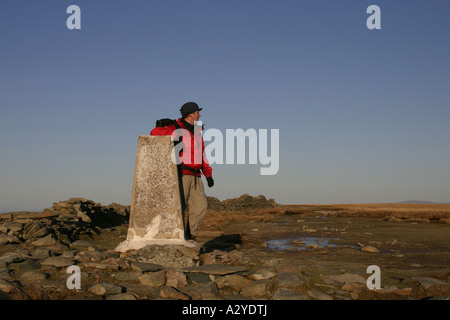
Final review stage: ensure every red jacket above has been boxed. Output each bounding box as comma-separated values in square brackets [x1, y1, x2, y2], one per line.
[150, 118, 213, 178]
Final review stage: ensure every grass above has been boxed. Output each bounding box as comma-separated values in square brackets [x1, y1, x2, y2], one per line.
[204, 203, 450, 225]
[322, 203, 450, 222]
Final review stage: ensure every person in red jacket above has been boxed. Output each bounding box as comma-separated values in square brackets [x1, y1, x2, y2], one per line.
[151, 102, 214, 240]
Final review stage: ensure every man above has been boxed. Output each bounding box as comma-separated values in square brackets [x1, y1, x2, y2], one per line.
[151, 102, 214, 240]
[176, 102, 214, 240]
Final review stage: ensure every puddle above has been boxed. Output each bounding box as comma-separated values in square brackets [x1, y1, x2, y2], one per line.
[266, 237, 342, 251]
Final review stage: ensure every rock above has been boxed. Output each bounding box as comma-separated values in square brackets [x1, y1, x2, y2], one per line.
[327, 273, 366, 285]
[275, 272, 307, 288]
[88, 282, 123, 296]
[183, 264, 247, 276]
[0, 262, 7, 273]
[361, 246, 380, 253]
[75, 250, 108, 262]
[186, 272, 211, 285]
[82, 261, 119, 271]
[215, 274, 251, 292]
[200, 250, 243, 265]
[0, 252, 24, 264]
[130, 262, 162, 273]
[272, 288, 310, 300]
[12, 211, 58, 220]
[67, 198, 90, 204]
[3, 222, 24, 233]
[160, 285, 191, 300]
[31, 234, 56, 246]
[341, 282, 366, 293]
[22, 222, 49, 240]
[241, 279, 274, 298]
[138, 270, 166, 287]
[126, 245, 199, 268]
[175, 246, 200, 260]
[165, 270, 188, 288]
[393, 288, 413, 296]
[76, 210, 91, 223]
[415, 277, 447, 289]
[0, 279, 15, 293]
[61, 250, 77, 259]
[247, 268, 277, 280]
[106, 293, 137, 300]
[15, 259, 42, 273]
[179, 282, 219, 300]
[308, 289, 333, 300]
[0, 233, 20, 245]
[218, 194, 277, 212]
[70, 240, 97, 251]
[41, 256, 75, 268]
[112, 271, 142, 282]
[20, 271, 48, 283]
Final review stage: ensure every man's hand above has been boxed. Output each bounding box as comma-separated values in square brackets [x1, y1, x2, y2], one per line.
[207, 177, 214, 188]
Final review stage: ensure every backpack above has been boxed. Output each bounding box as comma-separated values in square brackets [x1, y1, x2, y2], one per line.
[150, 118, 180, 136]
[155, 118, 177, 127]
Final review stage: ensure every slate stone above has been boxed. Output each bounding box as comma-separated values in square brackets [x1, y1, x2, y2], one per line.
[130, 261, 162, 273]
[88, 282, 123, 296]
[183, 264, 247, 275]
[138, 270, 166, 287]
[241, 279, 274, 298]
[273, 288, 310, 300]
[41, 256, 75, 267]
[275, 272, 307, 288]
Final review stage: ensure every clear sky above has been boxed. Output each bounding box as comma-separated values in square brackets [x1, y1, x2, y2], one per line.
[1, 0, 449, 212]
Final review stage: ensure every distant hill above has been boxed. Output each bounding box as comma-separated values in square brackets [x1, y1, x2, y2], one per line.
[399, 200, 450, 205]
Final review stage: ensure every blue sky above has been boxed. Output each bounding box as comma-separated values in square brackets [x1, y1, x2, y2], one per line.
[1, 1, 449, 212]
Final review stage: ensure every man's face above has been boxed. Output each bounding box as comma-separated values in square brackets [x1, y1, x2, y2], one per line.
[191, 110, 201, 122]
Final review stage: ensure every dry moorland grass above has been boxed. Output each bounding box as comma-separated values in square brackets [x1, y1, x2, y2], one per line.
[305, 203, 450, 224]
[203, 203, 450, 225]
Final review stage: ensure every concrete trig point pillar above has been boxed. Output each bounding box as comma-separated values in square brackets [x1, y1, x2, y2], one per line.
[115, 135, 194, 252]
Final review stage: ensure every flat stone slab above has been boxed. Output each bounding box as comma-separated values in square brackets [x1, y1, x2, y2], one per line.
[41, 256, 75, 268]
[183, 264, 248, 275]
[414, 277, 447, 289]
[124, 244, 201, 269]
[130, 262, 163, 273]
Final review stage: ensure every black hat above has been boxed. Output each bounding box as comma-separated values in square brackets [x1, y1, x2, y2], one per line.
[180, 102, 202, 117]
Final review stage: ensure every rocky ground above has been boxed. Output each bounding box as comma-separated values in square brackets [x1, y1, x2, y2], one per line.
[0, 196, 449, 300]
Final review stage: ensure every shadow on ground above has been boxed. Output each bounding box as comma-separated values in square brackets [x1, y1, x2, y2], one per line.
[201, 234, 242, 253]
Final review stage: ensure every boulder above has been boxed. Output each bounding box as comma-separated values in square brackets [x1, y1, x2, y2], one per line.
[275, 272, 307, 288]
[138, 270, 166, 287]
[179, 282, 219, 300]
[273, 288, 310, 300]
[160, 285, 191, 300]
[125, 244, 200, 269]
[88, 282, 123, 296]
[241, 279, 274, 298]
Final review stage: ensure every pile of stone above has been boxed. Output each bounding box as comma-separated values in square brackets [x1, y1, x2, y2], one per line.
[0, 237, 308, 300]
[207, 194, 278, 212]
[0, 198, 129, 248]
[3, 238, 445, 300]
[2, 196, 448, 300]
[49, 198, 129, 228]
